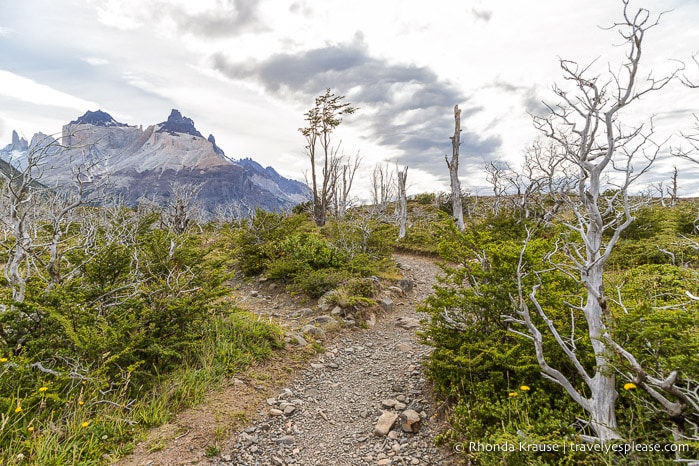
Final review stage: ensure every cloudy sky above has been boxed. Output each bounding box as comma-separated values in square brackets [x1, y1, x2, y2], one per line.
[1, 0, 698, 197]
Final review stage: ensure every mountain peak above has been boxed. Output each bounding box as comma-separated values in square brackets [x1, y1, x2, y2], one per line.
[208, 134, 225, 156]
[11, 130, 28, 151]
[157, 109, 203, 137]
[70, 110, 126, 127]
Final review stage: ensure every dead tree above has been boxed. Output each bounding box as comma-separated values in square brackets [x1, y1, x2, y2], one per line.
[484, 160, 509, 215]
[0, 134, 60, 302]
[514, 1, 680, 442]
[370, 162, 395, 215]
[396, 164, 408, 240]
[161, 183, 202, 234]
[445, 105, 465, 231]
[668, 166, 679, 207]
[333, 154, 361, 219]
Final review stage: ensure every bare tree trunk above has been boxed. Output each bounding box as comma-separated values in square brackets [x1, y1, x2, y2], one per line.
[669, 166, 679, 207]
[518, 1, 680, 443]
[334, 154, 361, 218]
[446, 105, 465, 231]
[396, 165, 408, 240]
[370, 163, 395, 215]
[484, 161, 509, 215]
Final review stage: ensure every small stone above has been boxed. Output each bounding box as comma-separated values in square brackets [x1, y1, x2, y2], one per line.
[381, 399, 398, 408]
[250, 290, 259, 297]
[401, 409, 421, 433]
[394, 402, 407, 410]
[379, 298, 394, 312]
[398, 279, 413, 293]
[310, 315, 336, 325]
[310, 363, 325, 369]
[331, 306, 343, 316]
[374, 411, 399, 436]
[221, 454, 232, 462]
[377, 459, 392, 465]
[287, 334, 308, 346]
[365, 312, 377, 328]
[269, 408, 284, 416]
[302, 325, 326, 339]
[275, 435, 295, 445]
[395, 317, 420, 330]
[284, 405, 296, 415]
[297, 307, 314, 317]
[396, 342, 412, 352]
[267, 398, 278, 405]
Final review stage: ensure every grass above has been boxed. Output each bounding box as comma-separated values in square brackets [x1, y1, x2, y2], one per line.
[0, 309, 284, 465]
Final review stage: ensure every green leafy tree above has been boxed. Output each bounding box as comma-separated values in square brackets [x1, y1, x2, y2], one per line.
[299, 88, 357, 227]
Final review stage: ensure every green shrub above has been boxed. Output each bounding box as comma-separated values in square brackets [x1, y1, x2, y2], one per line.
[412, 192, 436, 205]
[291, 268, 350, 298]
[231, 210, 310, 276]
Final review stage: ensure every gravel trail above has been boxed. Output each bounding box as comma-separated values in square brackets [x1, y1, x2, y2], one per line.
[118, 254, 458, 466]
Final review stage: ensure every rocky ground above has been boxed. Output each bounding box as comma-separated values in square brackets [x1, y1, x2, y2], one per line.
[117, 254, 459, 465]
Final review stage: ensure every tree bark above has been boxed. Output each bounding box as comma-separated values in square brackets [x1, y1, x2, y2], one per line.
[397, 165, 408, 240]
[446, 105, 465, 231]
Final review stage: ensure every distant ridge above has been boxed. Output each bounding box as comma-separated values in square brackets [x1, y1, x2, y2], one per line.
[0, 109, 308, 213]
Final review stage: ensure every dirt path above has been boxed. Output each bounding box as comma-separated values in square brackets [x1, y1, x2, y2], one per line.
[116, 254, 458, 465]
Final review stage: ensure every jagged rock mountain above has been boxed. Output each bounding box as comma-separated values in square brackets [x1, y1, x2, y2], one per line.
[0, 110, 308, 213]
[157, 109, 202, 137]
[70, 109, 128, 127]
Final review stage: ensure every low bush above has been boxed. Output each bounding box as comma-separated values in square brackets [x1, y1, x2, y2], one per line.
[0, 210, 285, 464]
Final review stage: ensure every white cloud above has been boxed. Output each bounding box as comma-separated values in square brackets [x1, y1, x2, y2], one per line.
[95, 0, 144, 30]
[84, 57, 110, 66]
[0, 70, 99, 111]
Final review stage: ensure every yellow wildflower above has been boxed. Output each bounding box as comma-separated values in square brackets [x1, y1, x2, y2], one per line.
[78, 400, 84, 406]
[624, 382, 637, 390]
[0, 357, 7, 363]
[81, 421, 90, 428]
[520, 385, 530, 392]
[28, 426, 34, 433]
[509, 392, 518, 397]
[39, 386, 49, 392]
[15, 406, 22, 413]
